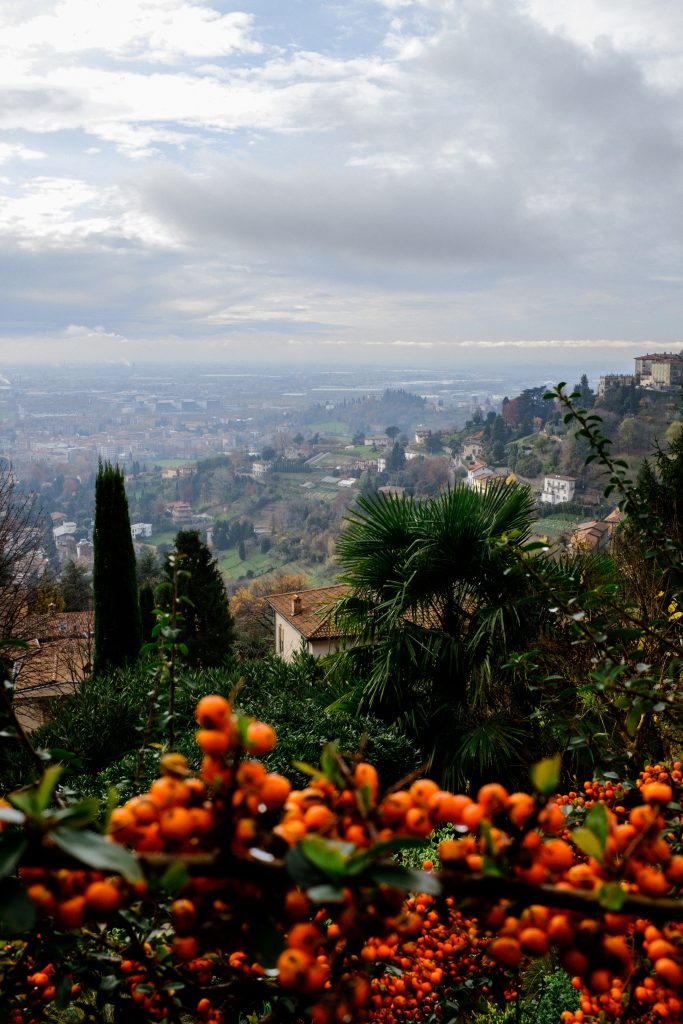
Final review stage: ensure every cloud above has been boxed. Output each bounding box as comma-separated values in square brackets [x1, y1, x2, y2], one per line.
[1, 0, 683, 363]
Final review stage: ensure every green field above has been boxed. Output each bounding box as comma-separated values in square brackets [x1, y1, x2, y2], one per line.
[531, 513, 585, 541]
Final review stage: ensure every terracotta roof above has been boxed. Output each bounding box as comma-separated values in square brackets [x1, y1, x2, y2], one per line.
[571, 520, 611, 551]
[17, 611, 93, 643]
[12, 637, 92, 696]
[268, 585, 349, 640]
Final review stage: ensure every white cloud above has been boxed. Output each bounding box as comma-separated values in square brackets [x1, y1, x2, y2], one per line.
[1, 1, 261, 63]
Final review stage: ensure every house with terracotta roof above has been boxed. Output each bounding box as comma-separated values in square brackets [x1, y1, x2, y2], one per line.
[267, 585, 348, 662]
[10, 611, 94, 730]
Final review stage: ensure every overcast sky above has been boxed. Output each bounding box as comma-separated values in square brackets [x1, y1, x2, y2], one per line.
[1, 0, 683, 369]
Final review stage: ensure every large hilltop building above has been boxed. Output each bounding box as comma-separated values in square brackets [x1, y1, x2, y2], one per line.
[635, 353, 683, 389]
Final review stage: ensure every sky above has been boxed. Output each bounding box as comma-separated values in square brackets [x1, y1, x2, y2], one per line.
[1, 0, 683, 369]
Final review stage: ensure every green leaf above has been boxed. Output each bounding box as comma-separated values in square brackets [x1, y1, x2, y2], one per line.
[346, 836, 428, 876]
[598, 882, 627, 911]
[0, 834, 28, 878]
[584, 802, 608, 851]
[320, 741, 345, 788]
[35, 765, 64, 812]
[291, 760, 324, 780]
[299, 836, 348, 880]
[530, 754, 561, 795]
[50, 828, 143, 883]
[50, 797, 101, 829]
[159, 861, 189, 893]
[626, 703, 644, 736]
[8, 790, 38, 816]
[285, 845, 325, 889]
[571, 827, 604, 865]
[55, 974, 75, 1010]
[368, 864, 442, 896]
[0, 878, 36, 935]
[482, 856, 506, 878]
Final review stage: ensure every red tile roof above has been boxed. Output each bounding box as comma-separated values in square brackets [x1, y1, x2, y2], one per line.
[267, 585, 348, 640]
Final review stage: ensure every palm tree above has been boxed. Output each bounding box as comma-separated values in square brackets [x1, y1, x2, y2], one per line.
[330, 481, 550, 788]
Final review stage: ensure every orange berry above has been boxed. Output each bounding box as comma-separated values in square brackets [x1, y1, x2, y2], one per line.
[354, 762, 379, 802]
[277, 947, 312, 988]
[108, 807, 138, 844]
[642, 782, 673, 805]
[173, 935, 200, 962]
[404, 807, 433, 837]
[159, 806, 194, 843]
[84, 881, 121, 918]
[196, 694, 231, 730]
[379, 791, 412, 824]
[477, 783, 509, 816]
[170, 898, 197, 934]
[507, 792, 536, 829]
[540, 838, 574, 873]
[55, 895, 87, 930]
[489, 936, 522, 967]
[260, 772, 292, 810]
[461, 802, 485, 831]
[636, 866, 670, 898]
[409, 779, 440, 808]
[519, 927, 549, 956]
[245, 721, 277, 756]
[304, 804, 335, 832]
[196, 729, 231, 757]
[287, 923, 322, 953]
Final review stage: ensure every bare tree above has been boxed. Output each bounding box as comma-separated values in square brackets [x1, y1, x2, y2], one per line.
[0, 463, 51, 641]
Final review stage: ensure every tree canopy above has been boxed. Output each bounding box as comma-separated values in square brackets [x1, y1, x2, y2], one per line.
[163, 530, 235, 668]
[93, 461, 141, 674]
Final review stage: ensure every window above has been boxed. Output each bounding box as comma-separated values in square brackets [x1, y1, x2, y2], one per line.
[278, 624, 284, 655]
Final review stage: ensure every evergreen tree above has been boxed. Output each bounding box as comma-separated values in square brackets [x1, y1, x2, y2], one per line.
[164, 530, 235, 667]
[93, 462, 142, 674]
[139, 583, 156, 644]
[59, 559, 92, 611]
[238, 539, 246, 561]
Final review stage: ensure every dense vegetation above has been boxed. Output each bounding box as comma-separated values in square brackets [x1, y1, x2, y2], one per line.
[1, 385, 683, 1024]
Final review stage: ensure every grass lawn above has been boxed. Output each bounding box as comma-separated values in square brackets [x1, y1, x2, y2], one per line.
[218, 547, 275, 581]
[148, 529, 178, 547]
[153, 458, 195, 469]
[306, 421, 350, 437]
[531, 513, 585, 541]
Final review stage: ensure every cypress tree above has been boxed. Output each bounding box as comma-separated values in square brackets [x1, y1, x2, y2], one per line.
[164, 530, 235, 667]
[93, 462, 142, 674]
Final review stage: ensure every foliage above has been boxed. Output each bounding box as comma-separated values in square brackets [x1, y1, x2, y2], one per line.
[1, 699, 683, 1024]
[162, 530, 235, 668]
[92, 461, 142, 674]
[330, 482, 561, 788]
[59, 559, 92, 611]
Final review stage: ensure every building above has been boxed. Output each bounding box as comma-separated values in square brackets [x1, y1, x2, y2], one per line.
[131, 522, 153, 539]
[635, 353, 683, 389]
[267, 585, 348, 662]
[569, 508, 623, 554]
[540, 475, 576, 505]
[414, 429, 431, 445]
[252, 461, 273, 478]
[598, 375, 635, 398]
[466, 462, 496, 490]
[461, 437, 485, 461]
[167, 502, 193, 525]
[11, 611, 94, 730]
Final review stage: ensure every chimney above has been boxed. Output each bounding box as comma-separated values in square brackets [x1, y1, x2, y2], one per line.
[49, 602, 56, 615]
[291, 594, 302, 616]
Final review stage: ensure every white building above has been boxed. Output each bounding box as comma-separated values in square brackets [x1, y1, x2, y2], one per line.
[540, 475, 576, 505]
[131, 522, 153, 539]
[267, 586, 348, 662]
[466, 462, 495, 490]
